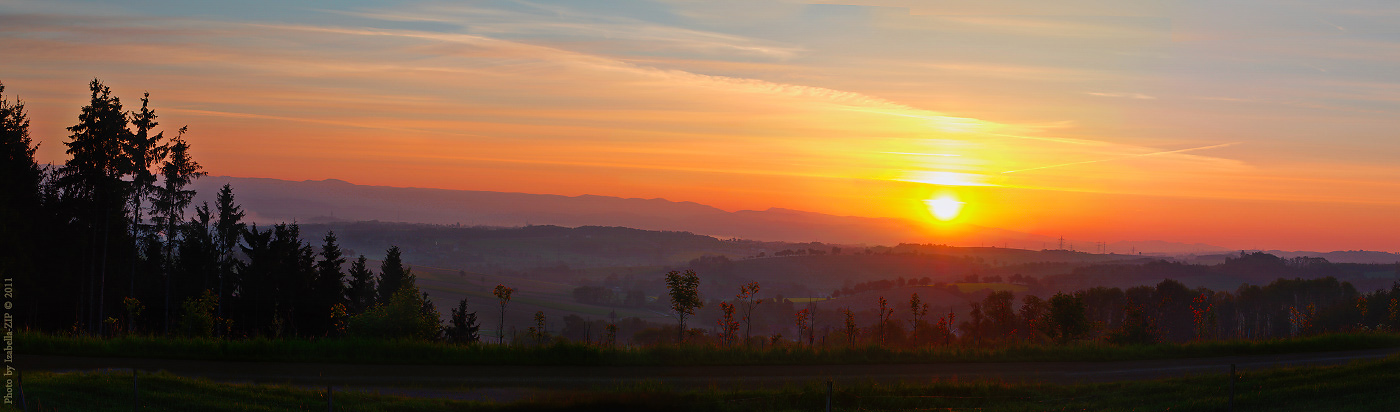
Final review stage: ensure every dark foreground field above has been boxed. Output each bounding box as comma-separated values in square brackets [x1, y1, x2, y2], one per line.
[9, 352, 1400, 411]
[18, 346, 1400, 391]
[15, 333, 1400, 410]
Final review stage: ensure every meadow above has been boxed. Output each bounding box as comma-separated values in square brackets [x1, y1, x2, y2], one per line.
[20, 331, 1400, 366]
[10, 353, 1398, 411]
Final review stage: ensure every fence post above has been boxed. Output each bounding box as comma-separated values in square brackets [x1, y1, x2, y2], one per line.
[132, 368, 138, 412]
[327, 385, 333, 412]
[1229, 364, 1236, 412]
[826, 380, 833, 412]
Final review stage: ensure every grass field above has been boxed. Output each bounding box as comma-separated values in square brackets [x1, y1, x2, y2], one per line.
[10, 354, 1399, 411]
[19, 331, 1400, 366]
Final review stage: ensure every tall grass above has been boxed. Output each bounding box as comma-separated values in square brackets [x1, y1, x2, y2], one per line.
[19, 331, 1400, 366]
[10, 354, 1400, 411]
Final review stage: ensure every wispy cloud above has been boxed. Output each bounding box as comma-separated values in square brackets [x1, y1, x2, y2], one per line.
[331, 4, 805, 60]
[1086, 91, 1155, 99]
[9, 0, 1400, 249]
[1001, 142, 1239, 174]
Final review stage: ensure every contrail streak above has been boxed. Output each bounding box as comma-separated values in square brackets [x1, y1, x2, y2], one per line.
[1001, 142, 1239, 174]
[881, 152, 961, 157]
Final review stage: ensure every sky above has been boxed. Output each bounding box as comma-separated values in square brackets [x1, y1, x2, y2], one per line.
[3, 0, 1400, 251]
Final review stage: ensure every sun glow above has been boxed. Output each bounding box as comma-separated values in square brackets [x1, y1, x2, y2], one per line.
[899, 171, 991, 187]
[924, 194, 965, 222]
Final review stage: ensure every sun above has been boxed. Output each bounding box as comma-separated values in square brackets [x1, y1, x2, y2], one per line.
[924, 194, 965, 222]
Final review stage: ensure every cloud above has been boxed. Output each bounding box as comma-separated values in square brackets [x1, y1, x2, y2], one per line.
[1085, 92, 1155, 99]
[3, 0, 1348, 210]
[329, 4, 805, 60]
[1001, 142, 1238, 174]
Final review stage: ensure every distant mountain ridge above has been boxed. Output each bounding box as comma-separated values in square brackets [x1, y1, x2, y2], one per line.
[1256, 250, 1400, 264]
[192, 176, 1219, 252]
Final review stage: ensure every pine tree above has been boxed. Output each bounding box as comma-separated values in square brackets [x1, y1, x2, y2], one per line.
[151, 127, 205, 333]
[237, 223, 315, 337]
[0, 80, 40, 223]
[124, 93, 168, 303]
[312, 231, 348, 336]
[446, 297, 481, 344]
[0, 81, 43, 330]
[213, 184, 244, 333]
[345, 255, 376, 315]
[60, 79, 137, 332]
[376, 246, 413, 304]
[174, 203, 219, 309]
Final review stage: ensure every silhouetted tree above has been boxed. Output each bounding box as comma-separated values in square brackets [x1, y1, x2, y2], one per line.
[493, 284, 513, 344]
[1018, 295, 1049, 342]
[1046, 292, 1090, 344]
[876, 296, 894, 344]
[665, 269, 703, 343]
[237, 223, 315, 337]
[717, 301, 738, 346]
[981, 291, 1018, 341]
[736, 281, 761, 345]
[445, 297, 480, 344]
[212, 184, 244, 332]
[841, 307, 858, 346]
[60, 79, 137, 332]
[794, 308, 811, 346]
[908, 293, 928, 344]
[0, 81, 44, 329]
[312, 231, 348, 336]
[151, 126, 205, 333]
[418, 286, 439, 341]
[123, 93, 168, 308]
[174, 203, 219, 316]
[0, 80, 38, 217]
[1107, 299, 1158, 345]
[345, 255, 376, 315]
[377, 246, 413, 304]
[528, 311, 548, 345]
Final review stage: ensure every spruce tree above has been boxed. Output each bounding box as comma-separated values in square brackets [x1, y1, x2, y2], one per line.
[345, 255, 376, 315]
[124, 93, 168, 302]
[0, 80, 39, 221]
[213, 184, 245, 333]
[446, 297, 481, 344]
[0, 81, 42, 330]
[151, 127, 205, 333]
[313, 231, 348, 334]
[376, 246, 413, 305]
[61, 79, 137, 332]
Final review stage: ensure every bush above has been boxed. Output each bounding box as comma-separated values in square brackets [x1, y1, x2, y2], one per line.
[177, 290, 218, 338]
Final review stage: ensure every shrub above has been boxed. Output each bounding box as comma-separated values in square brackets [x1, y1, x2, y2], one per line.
[348, 285, 441, 340]
[177, 290, 219, 338]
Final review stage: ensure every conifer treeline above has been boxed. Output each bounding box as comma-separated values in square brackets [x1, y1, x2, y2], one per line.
[0, 80, 471, 339]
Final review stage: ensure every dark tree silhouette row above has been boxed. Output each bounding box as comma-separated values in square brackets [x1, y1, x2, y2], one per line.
[0, 80, 484, 340]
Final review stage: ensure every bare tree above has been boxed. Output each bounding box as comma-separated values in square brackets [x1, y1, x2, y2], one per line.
[736, 282, 761, 346]
[493, 284, 514, 344]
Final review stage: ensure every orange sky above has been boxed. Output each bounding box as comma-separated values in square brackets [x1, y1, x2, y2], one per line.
[5, 0, 1400, 251]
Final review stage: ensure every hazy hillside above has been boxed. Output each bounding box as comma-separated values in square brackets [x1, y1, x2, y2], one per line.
[192, 176, 1221, 252]
[1256, 249, 1400, 264]
[282, 221, 1148, 300]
